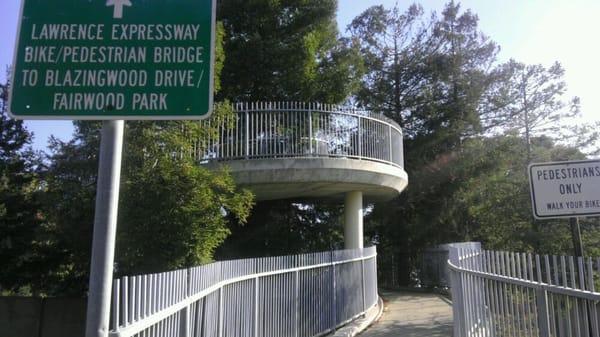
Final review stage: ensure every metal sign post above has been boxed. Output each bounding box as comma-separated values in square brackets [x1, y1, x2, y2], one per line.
[85, 120, 124, 337]
[569, 217, 584, 257]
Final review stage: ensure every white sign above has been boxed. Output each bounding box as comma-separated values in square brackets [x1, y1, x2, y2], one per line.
[529, 159, 600, 219]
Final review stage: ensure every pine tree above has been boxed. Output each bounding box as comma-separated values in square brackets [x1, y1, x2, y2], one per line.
[218, 0, 363, 103]
[0, 73, 44, 294]
[498, 60, 581, 161]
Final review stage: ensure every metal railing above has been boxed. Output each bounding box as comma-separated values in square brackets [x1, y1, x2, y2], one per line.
[108, 247, 378, 337]
[421, 242, 482, 288]
[195, 102, 404, 168]
[448, 244, 600, 337]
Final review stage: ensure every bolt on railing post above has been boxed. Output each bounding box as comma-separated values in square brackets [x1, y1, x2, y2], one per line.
[254, 277, 259, 337]
[536, 287, 551, 337]
[308, 109, 313, 155]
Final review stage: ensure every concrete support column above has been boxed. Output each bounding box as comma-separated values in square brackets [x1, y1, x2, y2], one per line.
[344, 191, 363, 249]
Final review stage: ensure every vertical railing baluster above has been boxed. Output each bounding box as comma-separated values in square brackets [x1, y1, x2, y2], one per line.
[361, 257, 366, 313]
[112, 279, 120, 331]
[357, 116, 362, 159]
[308, 108, 313, 155]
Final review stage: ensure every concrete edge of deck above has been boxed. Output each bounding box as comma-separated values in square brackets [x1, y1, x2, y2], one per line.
[329, 297, 384, 337]
[205, 158, 409, 201]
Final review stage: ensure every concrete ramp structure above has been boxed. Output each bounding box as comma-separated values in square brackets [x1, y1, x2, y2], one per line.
[199, 102, 408, 249]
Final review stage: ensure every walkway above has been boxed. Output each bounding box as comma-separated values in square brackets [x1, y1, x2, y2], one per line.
[361, 291, 453, 337]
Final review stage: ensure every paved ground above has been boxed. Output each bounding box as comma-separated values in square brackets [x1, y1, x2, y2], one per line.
[360, 291, 453, 337]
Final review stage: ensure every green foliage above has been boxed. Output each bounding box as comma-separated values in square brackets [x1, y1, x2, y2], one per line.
[41, 107, 254, 293]
[349, 2, 505, 146]
[352, 2, 600, 287]
[445, 135, 586, 254]
[218, 0, 363, 103]
[215, 0, 364, 259]
[0, 74, 46, 295]
[116, 109, 254, 275]
[492, 60, 581, 160]
[4, 0, 600, 295]
[41, 127, 101, 295]
[24, 20, 254, 294]
[216, 201, 344, 259]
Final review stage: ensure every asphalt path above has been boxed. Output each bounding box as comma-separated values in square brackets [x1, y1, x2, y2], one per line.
[360, 291, 453, 337]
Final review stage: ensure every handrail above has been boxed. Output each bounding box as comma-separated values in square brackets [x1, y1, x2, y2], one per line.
[109, 247, 379, 337]
[448, 259, 600, 301]
[196, 102, 404, 169]
[448, 246, 600, 337]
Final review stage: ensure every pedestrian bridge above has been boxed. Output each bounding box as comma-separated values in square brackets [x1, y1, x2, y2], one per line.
[108, 248, 378, 337]
[197, 102, 408, 202]
[197, 102, 408, 250]
[104, 103, 409, 337]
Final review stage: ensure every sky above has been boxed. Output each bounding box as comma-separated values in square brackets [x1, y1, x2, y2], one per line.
[1, 0, 599, 152]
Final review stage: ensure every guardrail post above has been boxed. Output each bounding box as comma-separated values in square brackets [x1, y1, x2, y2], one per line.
[218, 287, 224, 337]
[536, 288, 551, 337]
[179, 270, 190, 337]
[449, 248, 465, 337]
[331, 250, 337, 331]
[308, 109, 313, 155]
[254, 277, 259, 337]
[357, 117, 362, 159]
[361, 257, 366, 313]
[388, 125, 393, 163]
[295, 270, 300, 337]
[245, 109, 250, 159]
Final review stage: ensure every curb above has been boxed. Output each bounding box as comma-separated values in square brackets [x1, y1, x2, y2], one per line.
[329, 297, 385, 337]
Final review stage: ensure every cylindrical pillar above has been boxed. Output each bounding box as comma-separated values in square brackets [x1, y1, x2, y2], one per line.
[344, 191, 363, 249]
[85, 120, 125, 337]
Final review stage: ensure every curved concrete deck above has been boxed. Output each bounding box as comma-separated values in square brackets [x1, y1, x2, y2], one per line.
[360, 291, 453, 337]
[206, 157, 409, 201]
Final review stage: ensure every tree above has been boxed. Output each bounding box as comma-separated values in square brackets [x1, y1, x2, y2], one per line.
[496, 60, 581, 160]
[218, 0, 363, 103]
[351, 1, 508, 285]
[349, 2, 510, 146]
[448, 134, 595, 255]
[348, 4, 434, 132]
[216, 201, 344, 259]
[116, 116, 254, 274]
[0, 73, 45, 295]
[37, 22, 254, 293]
[215, 0, 364, 259]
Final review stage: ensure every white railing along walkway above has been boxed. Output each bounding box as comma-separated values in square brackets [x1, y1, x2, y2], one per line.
[109, 247, 378, 337]
[448, 244, 600, 337]
[195, 102, 404, 169]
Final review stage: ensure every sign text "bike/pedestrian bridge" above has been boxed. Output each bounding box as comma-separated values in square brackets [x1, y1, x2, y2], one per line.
[9, 0, 215, 120]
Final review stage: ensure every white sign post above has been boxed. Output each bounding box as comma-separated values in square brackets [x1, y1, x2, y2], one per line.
[529, 159, 600, 256]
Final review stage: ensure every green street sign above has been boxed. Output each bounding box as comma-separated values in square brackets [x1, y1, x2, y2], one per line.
[9, 0, 215, 120]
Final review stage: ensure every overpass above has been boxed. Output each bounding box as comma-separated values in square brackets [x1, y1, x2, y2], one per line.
[105, 103, 408, 337]
[198, 102, 408, 249]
